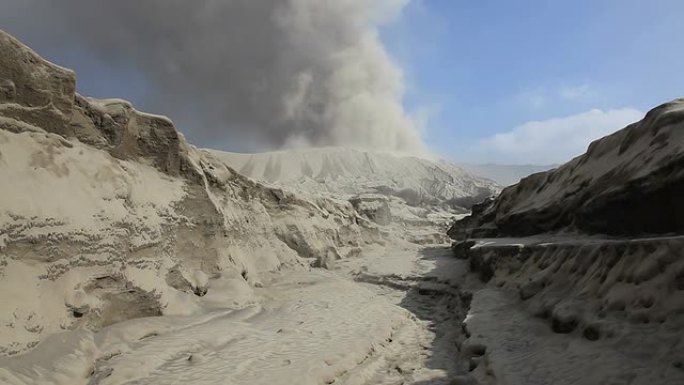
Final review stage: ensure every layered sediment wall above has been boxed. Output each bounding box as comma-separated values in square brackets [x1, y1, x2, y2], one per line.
[0, 30, 384, 355]
[452, 237, 684, 384]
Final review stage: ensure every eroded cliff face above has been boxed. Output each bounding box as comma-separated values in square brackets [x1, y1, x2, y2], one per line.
[454, 237, 684, 385]
[449, 100, 684, 239]
[446, 98, 684, 384]
[0, 30, 383, 355]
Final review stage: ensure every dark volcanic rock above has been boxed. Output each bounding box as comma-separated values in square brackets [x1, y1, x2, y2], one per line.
[448, 100, 684, 239]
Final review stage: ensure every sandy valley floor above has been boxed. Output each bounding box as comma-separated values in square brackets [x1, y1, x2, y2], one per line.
[3, 239, 684, 385]
[0, 242, 472, 385]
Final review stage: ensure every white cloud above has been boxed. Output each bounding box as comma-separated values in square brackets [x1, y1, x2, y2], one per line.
[559, 84, 593, 100]
[516, 84, 598, 109]
[472, 108, 644, 165]
[515, 87, 548, 109]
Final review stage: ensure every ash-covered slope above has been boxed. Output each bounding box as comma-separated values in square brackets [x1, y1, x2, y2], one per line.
[446, 101, 684, 384]
[0, 30, 386, 356]
[212, 148, 499, 205]
[449, 100, 684, 239]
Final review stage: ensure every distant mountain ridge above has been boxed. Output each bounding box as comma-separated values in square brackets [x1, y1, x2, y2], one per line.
[211, 148, 501, 206]
[456, 163, 556, 186]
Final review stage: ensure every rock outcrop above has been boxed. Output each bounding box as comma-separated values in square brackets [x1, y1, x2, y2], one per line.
[350, 194, 392, 226]
[449, 100, 684, 239]
[0, 32, 75, 133]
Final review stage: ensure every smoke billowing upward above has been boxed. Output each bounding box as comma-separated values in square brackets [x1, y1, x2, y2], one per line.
[1, 0, 424, 153]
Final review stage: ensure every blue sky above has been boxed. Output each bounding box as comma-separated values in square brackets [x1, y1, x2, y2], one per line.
[382, 0, 684, 164]
[3, 0, 683, 165]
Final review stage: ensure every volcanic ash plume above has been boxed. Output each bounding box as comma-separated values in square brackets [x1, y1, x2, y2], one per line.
[1, 0, 424, 152]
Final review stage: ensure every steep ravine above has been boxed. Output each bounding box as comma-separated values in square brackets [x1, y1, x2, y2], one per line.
[3, 27, 682, 385]
[0, 29, 481, 385]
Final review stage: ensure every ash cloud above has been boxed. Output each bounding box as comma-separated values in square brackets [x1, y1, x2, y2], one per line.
[1, 0, 424, 153]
